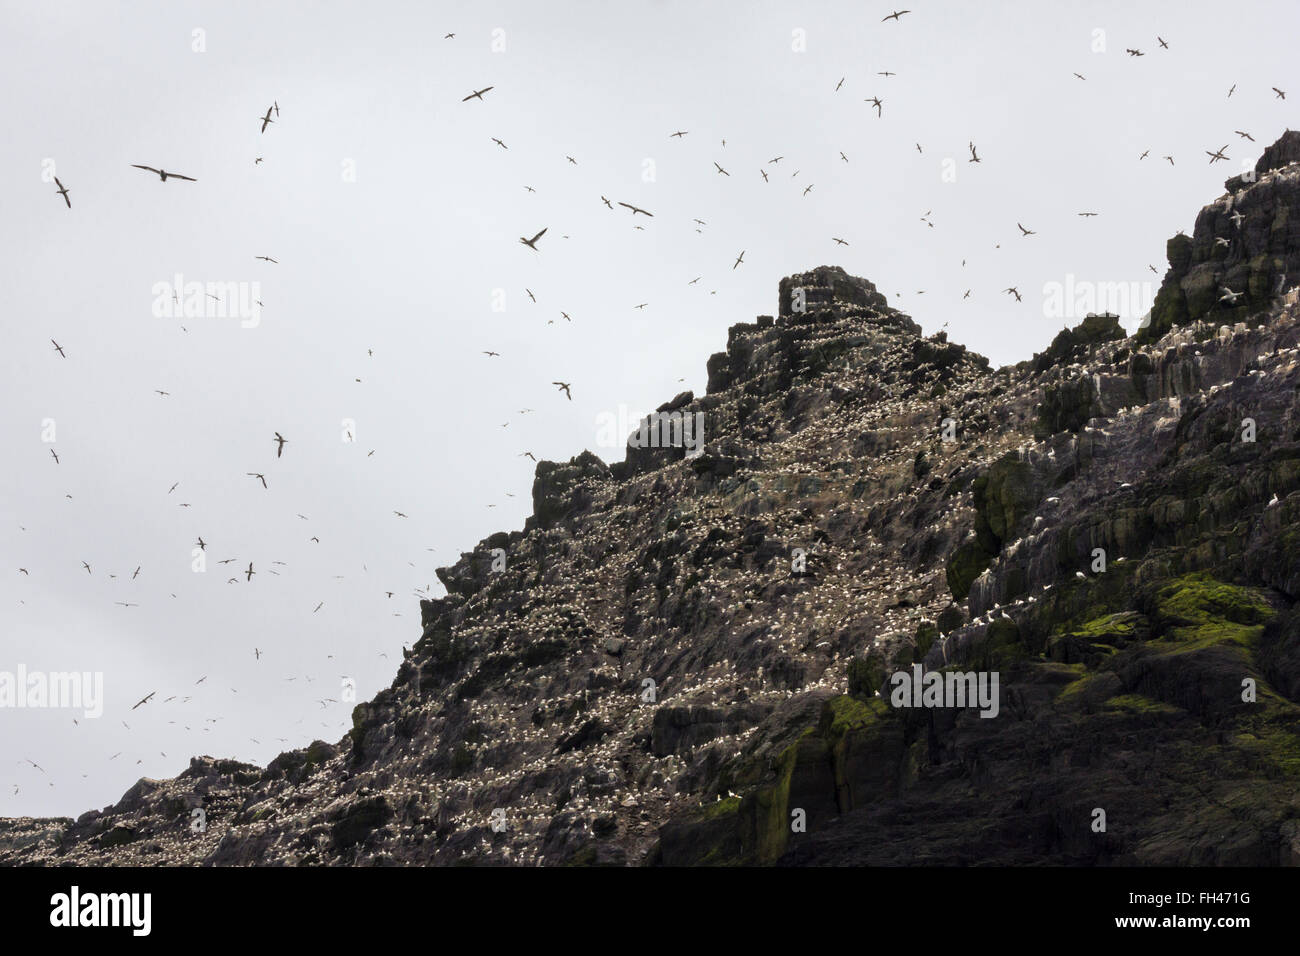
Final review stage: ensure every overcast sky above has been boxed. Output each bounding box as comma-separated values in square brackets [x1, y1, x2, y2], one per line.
[2, 0, 1295, 818]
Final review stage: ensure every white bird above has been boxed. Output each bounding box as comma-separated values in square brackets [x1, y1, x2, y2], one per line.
[1268, 494, 1280, 507]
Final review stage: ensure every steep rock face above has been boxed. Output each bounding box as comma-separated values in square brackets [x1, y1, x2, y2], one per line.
[1141, 130, 1300, 343]
[6, 134, 1300, 868]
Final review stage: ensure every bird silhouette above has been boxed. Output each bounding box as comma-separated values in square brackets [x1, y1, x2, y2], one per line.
[519, 228, 547, 250]
[463, 86, 494, 102]
[552, 381, 572, 400]
[53, 177, 71, 208]
[131, 165, 196, 182]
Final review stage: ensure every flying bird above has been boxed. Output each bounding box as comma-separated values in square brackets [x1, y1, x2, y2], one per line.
[51, 339, 65, 357]
[519, 227, 547, 250]
[492, 137, 507, 149]
[1274, 87, 1286, 99]
[968, 142, 980, 163]
[600, 196, 614, 208]
[882, 10, 910, 21]
[274, 432, 288, 457]
[131, 692, 154, 710]
[1125, 48, 1144, 56]
[1004, 287, 1022, 302]
[247, 472, 267, 488]
[259, 106, 274, 133]
[733, 250, 745, 269]
[245, 562, 255, 582]
[713, 162, 730, 176]
[1205, 145, 1229, 164]
[1157, 37, 1168, 49]
[617, 202, 653, 217]
[1017, 223, 1036, 236]
[866, 97, 882, 117]
[463, 87, 494, 102]
[53, 177, 71, 208]
[670, 130, 688, 138]
[1235, 131, 1255, 142]
[255, 256, 278, 263]
[131, 165, 196, 182]
[552, 381, 572, 400]
[831, 237, 849, 246]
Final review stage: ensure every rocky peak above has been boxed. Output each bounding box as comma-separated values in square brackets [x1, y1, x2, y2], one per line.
[1142, 131, 1300, 342]
[776, 265, 890, 317]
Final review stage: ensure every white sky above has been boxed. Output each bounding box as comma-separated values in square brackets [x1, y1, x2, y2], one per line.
[2, 0, 1296, 817]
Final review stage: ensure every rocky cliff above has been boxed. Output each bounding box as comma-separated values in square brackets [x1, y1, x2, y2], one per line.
[4, 134, 1300, 867]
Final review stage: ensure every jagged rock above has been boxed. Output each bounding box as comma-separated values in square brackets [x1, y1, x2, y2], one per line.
[526, 451, 611, 531]
[1141, 131, 1300, 342]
